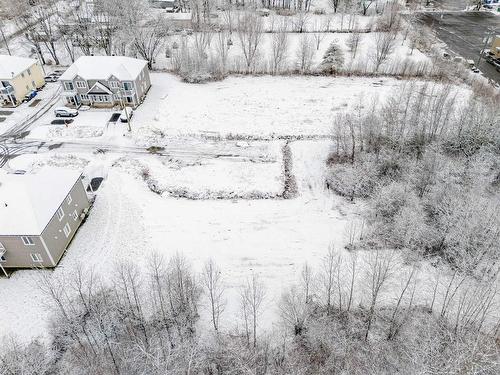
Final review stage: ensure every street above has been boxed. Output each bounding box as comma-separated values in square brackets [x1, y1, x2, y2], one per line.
[432, 0, 468, 10]
[420, 11, 500, 84]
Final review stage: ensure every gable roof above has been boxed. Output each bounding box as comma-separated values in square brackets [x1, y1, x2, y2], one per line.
[59, 56, 147, 81]
[0, 55, 37, 80]
[0, 168, 83, 236]
[87, 81, 112, 95]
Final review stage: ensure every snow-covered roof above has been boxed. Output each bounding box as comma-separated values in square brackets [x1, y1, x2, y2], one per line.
[0, 168, 83, 236]
[0, 55, 38, 80]
[59, 56, 148, 81]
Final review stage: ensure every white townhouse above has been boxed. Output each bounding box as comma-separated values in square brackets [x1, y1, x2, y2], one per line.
[59, 56, 151, 108]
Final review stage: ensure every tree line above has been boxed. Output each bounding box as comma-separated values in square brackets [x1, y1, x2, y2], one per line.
[1, 247, 499, 374]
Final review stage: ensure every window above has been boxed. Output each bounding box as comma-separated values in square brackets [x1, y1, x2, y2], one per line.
[110, 81, 119, 88]
[81, 94, 89, 100]
[123, 82, 132, 91]
[113, 94, 120, 101]
[30, 253, 43, 262]
[0, 255, 5, 262]
[72, 210, 79, 221]
[56, 207, 64, 221]
[64, 82, 74, 91]
[21, 236, 34, 246]
[76, 81, 86, 89]
[27, 68, 31, 75]
[21, 72, 25, 78]
[63, 223, 71, 238]
[26, 85, 29, 91]
[66, 194, 72, 205]
[126, 96, 133, 103]
[32, 80, 36, 88]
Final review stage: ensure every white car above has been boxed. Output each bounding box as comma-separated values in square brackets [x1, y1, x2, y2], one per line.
[120, 107, 134, 122]
[54, 107, 78, 117]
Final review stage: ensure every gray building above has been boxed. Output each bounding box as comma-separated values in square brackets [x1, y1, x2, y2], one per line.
[59, 56, 151, 108]
[0, 168, 90, 276]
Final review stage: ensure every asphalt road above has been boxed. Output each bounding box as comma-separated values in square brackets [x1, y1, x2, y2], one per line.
[420, 11, 500, 84]
[432, 0, 468, 10]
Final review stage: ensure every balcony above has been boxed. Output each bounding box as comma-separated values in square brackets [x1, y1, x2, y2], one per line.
[120, 88, 135, 96]
[0, 85, 14, 95]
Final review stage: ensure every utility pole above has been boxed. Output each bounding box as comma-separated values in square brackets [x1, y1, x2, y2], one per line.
[477, 27, 496, 68]
[119, 94, 131, 132]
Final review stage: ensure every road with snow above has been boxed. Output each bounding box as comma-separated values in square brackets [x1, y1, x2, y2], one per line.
[420, 11, 500, 84]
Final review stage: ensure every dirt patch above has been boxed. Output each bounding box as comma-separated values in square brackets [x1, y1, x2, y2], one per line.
[29, 99, 41, 107]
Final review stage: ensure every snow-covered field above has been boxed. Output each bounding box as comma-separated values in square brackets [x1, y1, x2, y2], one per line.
[0, 139, 360, 340]
[0, 137, 471, 342]
[133, 73, 403, 138]
[0, 53, 476, 344]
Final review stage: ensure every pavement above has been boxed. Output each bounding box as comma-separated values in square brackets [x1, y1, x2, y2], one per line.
[432, 0, 468, 11]
[420, 11, 500, 84]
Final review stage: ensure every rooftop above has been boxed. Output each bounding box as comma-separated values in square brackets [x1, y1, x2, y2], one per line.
[0, 55, 38, 80]
[59, 56, 148, 81]
[0, 168, 83, 236]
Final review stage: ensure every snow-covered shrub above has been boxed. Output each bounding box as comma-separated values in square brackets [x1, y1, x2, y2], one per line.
[320, 40, 344, 74]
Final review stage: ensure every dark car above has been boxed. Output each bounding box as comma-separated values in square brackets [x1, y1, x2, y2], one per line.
[44, 74, 59, 82]
[23, 90, 37, 103]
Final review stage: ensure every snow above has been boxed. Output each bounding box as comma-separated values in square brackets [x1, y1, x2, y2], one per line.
[0, 168, 82, 235]
[59, 56, 148, 81]
[133, 73, 412, 138]
[0, 139, 358, 340]
[0, 55, 38, 79]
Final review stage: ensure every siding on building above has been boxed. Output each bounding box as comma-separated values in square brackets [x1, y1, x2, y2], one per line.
[1, 62, 45, 106]
[0, 178, 89, 269]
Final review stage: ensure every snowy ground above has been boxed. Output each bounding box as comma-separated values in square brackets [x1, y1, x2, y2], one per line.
[0, 83, 60, 137]
[0, 139, 349, 340]
[133, 73, 467, 139]
[18, 73, 456, 143]
[1, 137, 484, 342]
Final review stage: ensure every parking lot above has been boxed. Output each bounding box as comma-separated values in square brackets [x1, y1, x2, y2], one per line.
[420, 11, 500, 84]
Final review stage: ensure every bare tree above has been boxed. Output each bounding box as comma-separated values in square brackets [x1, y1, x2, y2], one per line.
[236, 10, 264, 73]
[364, 250, 397, 341]
[312, 21, 326, 50]
[202, 259, 226, 333]
[371, 31, 397, 72]
[295, 34, 315, 74]
[346, 31, 362, 59]
[131, 15, 169, 69]
[293, 10, 310, 33]
[360, 0, 375, 16]
[329, 0, 341, 12]
[240, 273, 266, 348]
[279, 285, 313, 336]
[269, 19, 289, 74]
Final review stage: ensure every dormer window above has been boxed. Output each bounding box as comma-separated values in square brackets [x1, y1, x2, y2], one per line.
[64, 82, 74, 91]
[76, 81, 86, 89]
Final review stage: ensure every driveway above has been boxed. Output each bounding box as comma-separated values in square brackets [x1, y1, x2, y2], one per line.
[420, 11, 500, 84]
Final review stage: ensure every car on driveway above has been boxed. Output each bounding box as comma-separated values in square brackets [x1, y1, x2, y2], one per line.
[54, 107, 79, 117]
[22, 90, 37, 103]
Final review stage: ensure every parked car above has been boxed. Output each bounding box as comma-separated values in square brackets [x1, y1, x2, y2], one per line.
[23, 90, 37, 103]
[44, 74, 59, 82]
[54, 107, 79, 117]
[120, 107, 133, 122]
